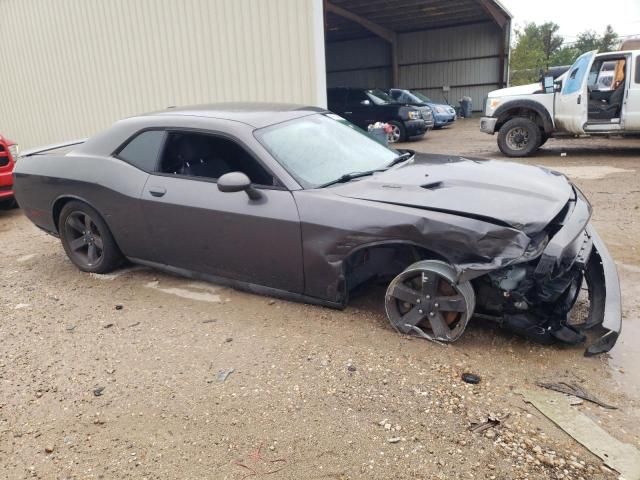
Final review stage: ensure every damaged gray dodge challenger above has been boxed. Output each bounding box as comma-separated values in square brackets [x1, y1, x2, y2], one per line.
[14, 104, 621, 355]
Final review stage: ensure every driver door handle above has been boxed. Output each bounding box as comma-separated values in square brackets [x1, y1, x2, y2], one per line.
[577, 94, 581, 105]
[149, 186, 166, 197]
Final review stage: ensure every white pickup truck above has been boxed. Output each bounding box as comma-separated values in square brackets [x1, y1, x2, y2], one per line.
[480, 49, 640, 157]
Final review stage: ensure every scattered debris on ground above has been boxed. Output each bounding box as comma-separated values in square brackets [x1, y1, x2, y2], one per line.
[524, 389, 640, 479]
[537, 381, 617, 409]
[461, 372, 481, 384]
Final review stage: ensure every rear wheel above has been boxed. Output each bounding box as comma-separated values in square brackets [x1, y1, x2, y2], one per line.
[59, 201, 123, 273]
[387, 121, 406, 143]
[497, 117, 542, 157]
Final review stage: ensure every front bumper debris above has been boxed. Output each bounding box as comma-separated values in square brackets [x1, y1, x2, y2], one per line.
[583, 226, 621, 356]
[533, 189, 621, 355]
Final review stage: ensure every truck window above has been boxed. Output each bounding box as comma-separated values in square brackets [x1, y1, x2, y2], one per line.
[563, 52, 592, 95]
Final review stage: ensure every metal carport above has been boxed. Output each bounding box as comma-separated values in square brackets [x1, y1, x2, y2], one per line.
[324, 0, 512, 111]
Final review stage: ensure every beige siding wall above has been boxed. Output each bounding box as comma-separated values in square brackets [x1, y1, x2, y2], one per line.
[0, 0, 326, 148]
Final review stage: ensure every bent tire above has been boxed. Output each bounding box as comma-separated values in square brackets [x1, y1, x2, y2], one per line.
[59, 201, 123, 274]
[387, 121, 406, 143]
[497, 117, 542, 157]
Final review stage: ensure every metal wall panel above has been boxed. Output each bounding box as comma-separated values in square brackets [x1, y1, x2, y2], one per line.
[326, 37, 391, 88]
[325, 22, 503, 110]
[0, 0, 325, 148]
[398, 23, 502, 64]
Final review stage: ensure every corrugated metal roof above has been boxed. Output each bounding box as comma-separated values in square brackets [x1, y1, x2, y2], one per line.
[326, 0, 511, 41]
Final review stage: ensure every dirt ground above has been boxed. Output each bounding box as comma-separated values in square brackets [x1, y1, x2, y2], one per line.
[1, 120, 639, 480]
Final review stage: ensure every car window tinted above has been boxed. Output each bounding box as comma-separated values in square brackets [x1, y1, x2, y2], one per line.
[158, 132, 275, 186]
[636, 56, 640, 84]
[255, 114, 398, 188]
[347, 89, 369, 105]
[117, 130, 165, 171]
[413, 92, 433, 103]
[366, 89, 393, 105]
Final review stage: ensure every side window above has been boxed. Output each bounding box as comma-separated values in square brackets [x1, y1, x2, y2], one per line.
[635, 56, 640, 84]
[158, 132, 275, 187]
[117, 130, 165, 171]
[347, 89, 369, 105]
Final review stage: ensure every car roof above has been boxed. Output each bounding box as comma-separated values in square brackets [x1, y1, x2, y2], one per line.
[142, 102, 327, 128]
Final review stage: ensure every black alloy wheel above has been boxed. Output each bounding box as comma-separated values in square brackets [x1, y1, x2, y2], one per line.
[59, 201, 122, 273]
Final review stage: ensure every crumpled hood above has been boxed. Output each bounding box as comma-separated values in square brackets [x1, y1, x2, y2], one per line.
[333, 154, 574, 234]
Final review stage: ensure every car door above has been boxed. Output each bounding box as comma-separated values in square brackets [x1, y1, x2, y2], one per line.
[140, 130, 304, 293]
[555, 50, 597, 134]
[327, 87, 347, 115]
[344, 89, 377, 128]
[624, 53, 640, 131]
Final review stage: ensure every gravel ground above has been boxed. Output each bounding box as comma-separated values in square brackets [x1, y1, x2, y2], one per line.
[1, 119, 638, 479]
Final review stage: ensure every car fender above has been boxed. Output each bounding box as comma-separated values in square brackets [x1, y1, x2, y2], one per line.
[51, 194, 111, 233]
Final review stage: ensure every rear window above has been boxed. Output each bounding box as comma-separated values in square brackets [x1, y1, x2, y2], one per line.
[117, 130, 166, 172]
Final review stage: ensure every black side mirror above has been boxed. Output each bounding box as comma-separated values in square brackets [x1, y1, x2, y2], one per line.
[217, 172, 261, 200]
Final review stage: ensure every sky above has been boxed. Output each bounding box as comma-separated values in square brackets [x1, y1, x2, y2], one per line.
[500, 0, 640, 43]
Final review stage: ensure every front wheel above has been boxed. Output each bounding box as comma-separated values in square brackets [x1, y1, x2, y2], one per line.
[59, 201, 123, 273]
[387, 121, 406, 143]
[497, 118, 542, 157]
[385, 260, 476, 343]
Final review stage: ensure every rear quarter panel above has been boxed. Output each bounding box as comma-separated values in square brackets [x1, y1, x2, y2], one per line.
[14, 153, 150, 258]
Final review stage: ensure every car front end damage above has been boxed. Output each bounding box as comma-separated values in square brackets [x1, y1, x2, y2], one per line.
[385, 185, 621, 356]
[469, 187, 620, 355]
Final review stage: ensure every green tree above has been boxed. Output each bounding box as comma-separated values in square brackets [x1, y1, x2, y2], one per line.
[573, 25, 619, 54]
[510, 22, 563, 85]
[509, 23, 620, 86]
[550, 46, 578, 66]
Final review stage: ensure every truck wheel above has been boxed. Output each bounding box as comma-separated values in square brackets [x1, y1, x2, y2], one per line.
[387, 121, 406, 143]
[497, 118, 542, 157]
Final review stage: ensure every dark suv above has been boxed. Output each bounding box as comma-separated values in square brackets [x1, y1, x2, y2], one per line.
[327, 87, 430, 143]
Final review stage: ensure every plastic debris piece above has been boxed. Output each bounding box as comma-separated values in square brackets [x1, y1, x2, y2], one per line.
[537, 381, 616, 409]
[216, 368, 235, 383]
[461, 372, 481, 384]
